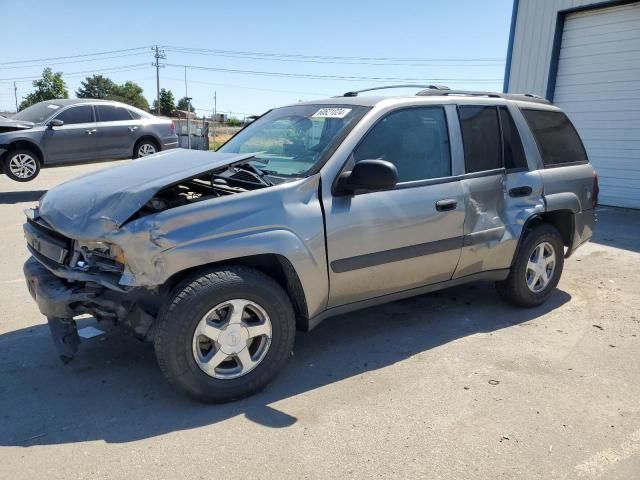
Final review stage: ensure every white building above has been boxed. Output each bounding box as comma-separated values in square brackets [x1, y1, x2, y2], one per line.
[504, 0, 640, 208]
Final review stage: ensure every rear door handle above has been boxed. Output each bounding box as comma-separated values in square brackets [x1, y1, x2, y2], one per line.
[509, 186, 533, 197]
[85, 128, 97, 135]
[435, 199, 458, 211]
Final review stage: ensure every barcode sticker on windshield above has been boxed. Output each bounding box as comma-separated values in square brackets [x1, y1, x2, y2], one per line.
[312, 108, 352, 119]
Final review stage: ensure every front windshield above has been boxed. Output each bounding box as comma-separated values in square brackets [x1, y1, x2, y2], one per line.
[218, 104, 368, 177]
[12, 102, 63, 123]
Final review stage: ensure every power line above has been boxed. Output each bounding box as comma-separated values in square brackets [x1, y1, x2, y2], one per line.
[0, 64, 150, 83]
[162, 76, 331, 97]
[162, 45, 504, 64]
[163, 46, 504, 68]
[0, 52, 150, 70]
[0, 46, 150, 66]
[165, 63, 501, 83]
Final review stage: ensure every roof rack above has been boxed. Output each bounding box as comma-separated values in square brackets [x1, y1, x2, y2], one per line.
[341, 84, 450, 97]
[415, 89, 551, 105]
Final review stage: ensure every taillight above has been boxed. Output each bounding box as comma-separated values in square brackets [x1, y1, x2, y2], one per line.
[592, 172, 599, 208]
[170, 121, 176, 133]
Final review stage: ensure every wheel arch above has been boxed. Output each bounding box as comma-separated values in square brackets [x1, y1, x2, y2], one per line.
[2, 139, 45, 164]
[512, 209, 575, 266]
[161, 253, 310, 331]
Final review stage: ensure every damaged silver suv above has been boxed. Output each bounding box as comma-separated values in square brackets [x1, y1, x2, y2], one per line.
[23, 86, 598, 402]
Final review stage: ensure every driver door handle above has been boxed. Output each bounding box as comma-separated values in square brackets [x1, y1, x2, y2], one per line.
[435, 199, 458, 211]
[85, 128, 97, 135]
[509, 186, 533, 197]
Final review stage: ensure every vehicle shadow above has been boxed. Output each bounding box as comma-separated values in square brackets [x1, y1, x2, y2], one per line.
[0, 281, 571, 447]
[590, 206, 640, 254]
[0, 190, 47, 204]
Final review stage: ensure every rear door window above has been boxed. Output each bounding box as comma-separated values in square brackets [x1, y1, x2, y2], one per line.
[54, 105, 94, 125]
[521, 109, 587, 166]
[459, 106, 502, 173]
[499, 107, 527, 170]
[96, 105, 133, 122]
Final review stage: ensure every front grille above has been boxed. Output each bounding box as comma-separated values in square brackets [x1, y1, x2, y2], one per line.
[24, 216, 72, 266]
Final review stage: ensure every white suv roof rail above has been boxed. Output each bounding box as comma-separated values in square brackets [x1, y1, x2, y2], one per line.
[340, 84, 450, 97]
[416, 89, 551, 105]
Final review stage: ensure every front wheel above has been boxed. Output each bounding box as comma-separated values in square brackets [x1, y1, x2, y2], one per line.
[3, 149, 41, 182]
[496, 224, 565, 308]
[153, 267, 296, 403]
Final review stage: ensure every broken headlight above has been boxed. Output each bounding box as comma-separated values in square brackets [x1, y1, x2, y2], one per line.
[72, 241, 126, 273]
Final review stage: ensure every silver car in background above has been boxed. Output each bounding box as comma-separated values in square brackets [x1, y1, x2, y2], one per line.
[0, 99, 178, 182]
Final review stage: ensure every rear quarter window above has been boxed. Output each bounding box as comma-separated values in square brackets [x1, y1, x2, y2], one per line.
[521, 109, 587, 167]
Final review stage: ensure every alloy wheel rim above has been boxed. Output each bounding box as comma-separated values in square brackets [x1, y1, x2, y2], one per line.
[192, 299, 272, 380]
[526, 241, 556, 293]
[138, 143, 156, 156]
[9, 153, 37, 179]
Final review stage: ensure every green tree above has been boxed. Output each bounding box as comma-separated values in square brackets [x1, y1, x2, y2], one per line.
[227, 116, 242, 126]
[176, 96, 196, 113]
[151, 88, 176, 116]
[110, 81, 149, 111]
[19, 68, 68, 110]
[75, 74, 116, 99]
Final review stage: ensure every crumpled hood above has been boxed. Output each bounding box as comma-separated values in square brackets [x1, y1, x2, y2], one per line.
[38, 149, 257, 239]
[0, 116, 34, 132]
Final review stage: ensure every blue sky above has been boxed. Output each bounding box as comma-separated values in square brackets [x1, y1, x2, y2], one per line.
[0, 0, 513, 117]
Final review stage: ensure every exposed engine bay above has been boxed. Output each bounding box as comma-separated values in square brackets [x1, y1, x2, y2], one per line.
[136, 160, 289, 216]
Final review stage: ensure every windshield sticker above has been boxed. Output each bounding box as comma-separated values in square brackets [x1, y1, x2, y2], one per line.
[312, 107, 352, 119]
[47, 105, 61, 109]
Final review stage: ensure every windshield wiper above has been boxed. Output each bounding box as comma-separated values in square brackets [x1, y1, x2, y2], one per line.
[235, 162, 275, 186]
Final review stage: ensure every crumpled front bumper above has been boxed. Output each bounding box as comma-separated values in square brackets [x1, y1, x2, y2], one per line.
[24, 257, 103, 318]
[24, 257, 159, 361]
[24, 258, 90, 361]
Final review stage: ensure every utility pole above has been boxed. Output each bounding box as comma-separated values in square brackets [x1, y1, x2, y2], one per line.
[152, 45, 166, 115]
[13, 82, 18, 112]
[184, 66, 191, 150]
[212, 91, 216, 149]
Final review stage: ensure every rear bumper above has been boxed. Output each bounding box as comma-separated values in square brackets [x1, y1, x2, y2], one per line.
[162, 135, 179, 149]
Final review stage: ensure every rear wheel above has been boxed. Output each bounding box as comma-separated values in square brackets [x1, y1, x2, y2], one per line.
[133, 138, 158, 158]
[496, 224, 565, 307]
[3, 149, 41, 182]
[154, 266, 296, 403]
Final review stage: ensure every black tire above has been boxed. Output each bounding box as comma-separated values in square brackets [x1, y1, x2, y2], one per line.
[496, 224, 565, 308]
[133, 138, 159, 158]
[3, 149, 41, 182]
[154, 266, 296, 403]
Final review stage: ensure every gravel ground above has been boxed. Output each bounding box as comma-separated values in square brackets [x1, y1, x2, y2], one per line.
[0, 162, 639, 480]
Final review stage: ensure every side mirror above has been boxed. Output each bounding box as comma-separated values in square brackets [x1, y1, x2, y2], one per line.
[335, 159, 399, 195]
[47, 119, 64, 129]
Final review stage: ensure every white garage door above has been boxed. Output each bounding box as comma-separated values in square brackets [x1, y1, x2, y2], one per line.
[553, 2, 640, 209]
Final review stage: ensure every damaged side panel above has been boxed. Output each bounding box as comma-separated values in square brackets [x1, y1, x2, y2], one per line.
[453, 169, 545, 278]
